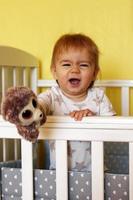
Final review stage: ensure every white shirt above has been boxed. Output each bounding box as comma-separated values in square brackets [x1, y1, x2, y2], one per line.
[38, 85, 116, 171]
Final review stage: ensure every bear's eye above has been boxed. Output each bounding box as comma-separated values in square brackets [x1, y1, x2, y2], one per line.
[22, 110, 33, 119]
[32, 99, 37, 108]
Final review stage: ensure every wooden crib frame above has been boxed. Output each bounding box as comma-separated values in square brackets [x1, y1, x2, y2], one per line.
[0, 46, 133, 199]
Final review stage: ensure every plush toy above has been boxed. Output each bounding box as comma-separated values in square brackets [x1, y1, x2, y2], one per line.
[1, 86, 46, 142]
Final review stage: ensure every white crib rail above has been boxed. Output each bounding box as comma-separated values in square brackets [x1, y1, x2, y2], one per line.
[1, 115, 133, 200]
[38, 79, 133, 116]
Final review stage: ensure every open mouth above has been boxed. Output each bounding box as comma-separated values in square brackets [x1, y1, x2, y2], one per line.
[69, 78, 80, 86]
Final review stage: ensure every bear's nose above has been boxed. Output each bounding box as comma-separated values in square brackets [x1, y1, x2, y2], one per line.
[34, 109, 43, 121]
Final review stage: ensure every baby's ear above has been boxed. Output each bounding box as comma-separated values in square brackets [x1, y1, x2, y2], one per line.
[93, 67, 99, 80]
[51, 67, 58, 80]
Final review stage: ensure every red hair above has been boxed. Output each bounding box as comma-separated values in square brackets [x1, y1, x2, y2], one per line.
[50, 33, 99, 70]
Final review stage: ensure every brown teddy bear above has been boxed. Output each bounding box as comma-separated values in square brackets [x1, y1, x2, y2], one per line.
[1, 86, 46, 142]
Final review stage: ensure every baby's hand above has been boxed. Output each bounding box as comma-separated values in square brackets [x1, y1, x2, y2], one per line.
[69, 109, 95, 121]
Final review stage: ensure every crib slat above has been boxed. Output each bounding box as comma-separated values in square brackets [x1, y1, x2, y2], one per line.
[121, 87, 129, 116]
[21, 140, 33, 200]
[2, 67, 7, 161]
[56, 140, 68, 200]
[13, 66, 23, 86]
[2, 66, 7, 96]
[13, 67, 18, 86]
[14, 139, 19, 160]
[22, 67, 29, 86]
[31, 67, 37, 93]
[91, 141, 104, 200]
[13, 67, 20, 160]
[2, 138, 7, 161]
[129, 142, 133, 200]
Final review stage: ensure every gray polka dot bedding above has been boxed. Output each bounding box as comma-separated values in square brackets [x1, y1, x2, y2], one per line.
[0, 142, 129, 200]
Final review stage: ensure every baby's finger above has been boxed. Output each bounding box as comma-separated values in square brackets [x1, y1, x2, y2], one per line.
[83, 109, 90, 117]
[74, 111, 84, 121]
[87, 110, 95, 116]
[69, 111, 76, 118]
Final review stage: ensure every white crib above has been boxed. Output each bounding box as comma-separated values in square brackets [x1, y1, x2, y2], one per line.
[0, 46, 133, 200]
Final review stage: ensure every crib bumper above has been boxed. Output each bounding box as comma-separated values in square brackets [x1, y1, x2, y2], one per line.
[0, 164, 129, 200]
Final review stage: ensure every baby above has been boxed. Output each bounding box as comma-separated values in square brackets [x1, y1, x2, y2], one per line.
[38, 33, 116, 171]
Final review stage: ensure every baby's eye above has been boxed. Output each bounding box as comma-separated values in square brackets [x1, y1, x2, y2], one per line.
[62, 63, 71, 67]
[80, 63, 90, 67]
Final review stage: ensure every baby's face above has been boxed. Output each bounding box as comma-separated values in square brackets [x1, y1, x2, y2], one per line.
[52, 48, 98, 101]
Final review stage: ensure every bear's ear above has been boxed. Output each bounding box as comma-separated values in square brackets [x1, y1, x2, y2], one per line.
[1, 98, 19, 124]
[4, 109, 19, 124]
[1, 95, 13, 121]
[1, 97, 6, 119]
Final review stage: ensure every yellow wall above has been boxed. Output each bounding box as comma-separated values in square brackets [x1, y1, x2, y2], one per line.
[0, 0, 132, 80]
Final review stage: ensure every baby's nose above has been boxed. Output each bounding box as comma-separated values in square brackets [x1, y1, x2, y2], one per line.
[71, 65, 80, 73]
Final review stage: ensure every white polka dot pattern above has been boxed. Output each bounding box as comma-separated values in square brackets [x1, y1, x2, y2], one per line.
[105, 173, 129, 200]
[1, 166, 129, 200]
[1, 168, 91, 199]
